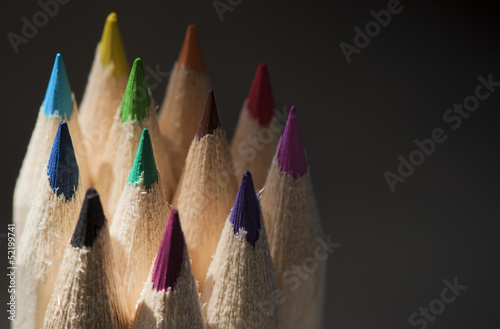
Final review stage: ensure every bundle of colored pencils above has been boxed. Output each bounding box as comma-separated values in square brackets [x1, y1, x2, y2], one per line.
[13, 13, 325, 329]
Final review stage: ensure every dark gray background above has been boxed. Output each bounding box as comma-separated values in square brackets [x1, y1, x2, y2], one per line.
[1, 0, 499, 328]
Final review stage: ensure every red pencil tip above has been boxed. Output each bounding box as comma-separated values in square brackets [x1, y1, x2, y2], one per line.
[197, 90, 221, 139]
[277, 106, 307, 178]
[246, 63, 275, 127]
[177, 24, 205, 73]
[152, 209, 185, 291]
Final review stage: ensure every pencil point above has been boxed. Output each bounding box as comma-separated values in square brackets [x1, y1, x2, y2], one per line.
[43, 53, 73, 119]
[278, 106, 307, 178]
[152, 209, 186, 291]
[71, 188, 106, 248]
[100, 12, 128, 76]
[229, 171, 261, 246]
[120, 58, 151, 123]
[127, 129, 159, 189]
[197, 90, 221, 139]
[47, 121, 79, 200]
[178, 24, 205, 73]
[247, 63, 275, 126]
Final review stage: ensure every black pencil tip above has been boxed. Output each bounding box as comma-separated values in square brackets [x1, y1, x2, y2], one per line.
[71, 188, 106, 248]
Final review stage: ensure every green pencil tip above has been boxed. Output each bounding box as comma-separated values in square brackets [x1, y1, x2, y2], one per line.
[120, 58, 151, 123]
[127, 128, 159, 189]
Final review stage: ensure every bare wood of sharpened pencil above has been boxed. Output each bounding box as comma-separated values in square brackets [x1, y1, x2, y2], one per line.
[78, 13, 129, 185]
[260, 107, 325, 329]
[110, 129, 170, 316]
[96, 59, 176, 219]
[158, 24, 210, 182]
[202, 171, 278, 329]
[43, 188, 129, 329]
[173, 90, 237, 291]
[17, 122, 83, 329]
[13, 54, 89, 236]
[231, 63, 279, 189]
[131, 209, 205, 329]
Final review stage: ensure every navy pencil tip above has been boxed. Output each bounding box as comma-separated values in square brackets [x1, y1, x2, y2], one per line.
[47, 121, 79, 200]
[71, 188, 106, 248]
[229, 171, 261, 246]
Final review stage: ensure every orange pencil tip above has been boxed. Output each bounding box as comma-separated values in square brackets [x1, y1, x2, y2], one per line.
[177, 24, 205, 73]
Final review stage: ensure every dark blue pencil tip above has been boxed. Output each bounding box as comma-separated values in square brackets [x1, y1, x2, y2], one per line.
[47, 121, 79, 200]
[42, 53, 73, 119]
[229, 171, 261, 246]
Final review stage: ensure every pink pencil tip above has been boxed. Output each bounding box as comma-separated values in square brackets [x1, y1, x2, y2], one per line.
[277, 106, 307, 178]
[152, 209, 185, 291]
[246, 63, 275, 127]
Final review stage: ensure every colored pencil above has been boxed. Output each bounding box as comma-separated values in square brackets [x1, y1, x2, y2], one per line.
[16, 122, 83, 329]
[260, 106, 325, 329]
[158, 24, 210, 182]
[96, 58, 175, 219]
[110, 128, 170, 316]
[78, 12, 129, 185]
[173, 90, 237, 290]
[13, 53, 89, 236]
[43, 188, 130, 329]
[202, 171, 278, 329]
[231, 63, 279, 189]
[131, 209, 205, 329]
[12, 16, 328, 328]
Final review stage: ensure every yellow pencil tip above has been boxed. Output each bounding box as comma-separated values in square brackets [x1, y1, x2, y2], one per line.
[99, 12, 128, 77]
[107, 12, 117, 22]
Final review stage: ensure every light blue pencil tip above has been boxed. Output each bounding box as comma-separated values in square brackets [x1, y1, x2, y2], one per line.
[42, 53, 73, 119]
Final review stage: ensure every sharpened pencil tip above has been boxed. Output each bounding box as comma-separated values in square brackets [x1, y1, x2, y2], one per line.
[100, 12, 128, 76]
[127, 128, 159, 189]
[278, 106, 307, 178]
[71, 188, 106, 248]
[247, 63, 275, 126]
[42, 53, 73, 119]
[229, 171, 261, 246]
[197, 90, 221, 139]
[120, 58, 151, 123]
[47, 121, 79, 200]
[152, 209, 186, 291]
[177, 24, 205, 73]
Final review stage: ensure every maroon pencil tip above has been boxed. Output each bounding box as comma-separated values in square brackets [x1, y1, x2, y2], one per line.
[197, 90, 221, 139]
[246, 63, 275, 127]
[152, 209, 185, 291]
[277, 106, 307, 178]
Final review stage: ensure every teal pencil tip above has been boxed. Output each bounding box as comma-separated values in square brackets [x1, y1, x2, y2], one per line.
[127, 128, 159, 189]
[120, 58, 151, 123]
[42, 53, 74, 119]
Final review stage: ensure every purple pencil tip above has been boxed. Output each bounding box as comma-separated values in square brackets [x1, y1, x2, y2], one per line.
[277, 106, 307, 178]
[229, 171, 261, 246]
[152, 209, 185, 291]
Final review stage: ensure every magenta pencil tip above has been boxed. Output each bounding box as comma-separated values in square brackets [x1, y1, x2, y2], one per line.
[277, 106, 307, 178]
[152, 209, 186, 291]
